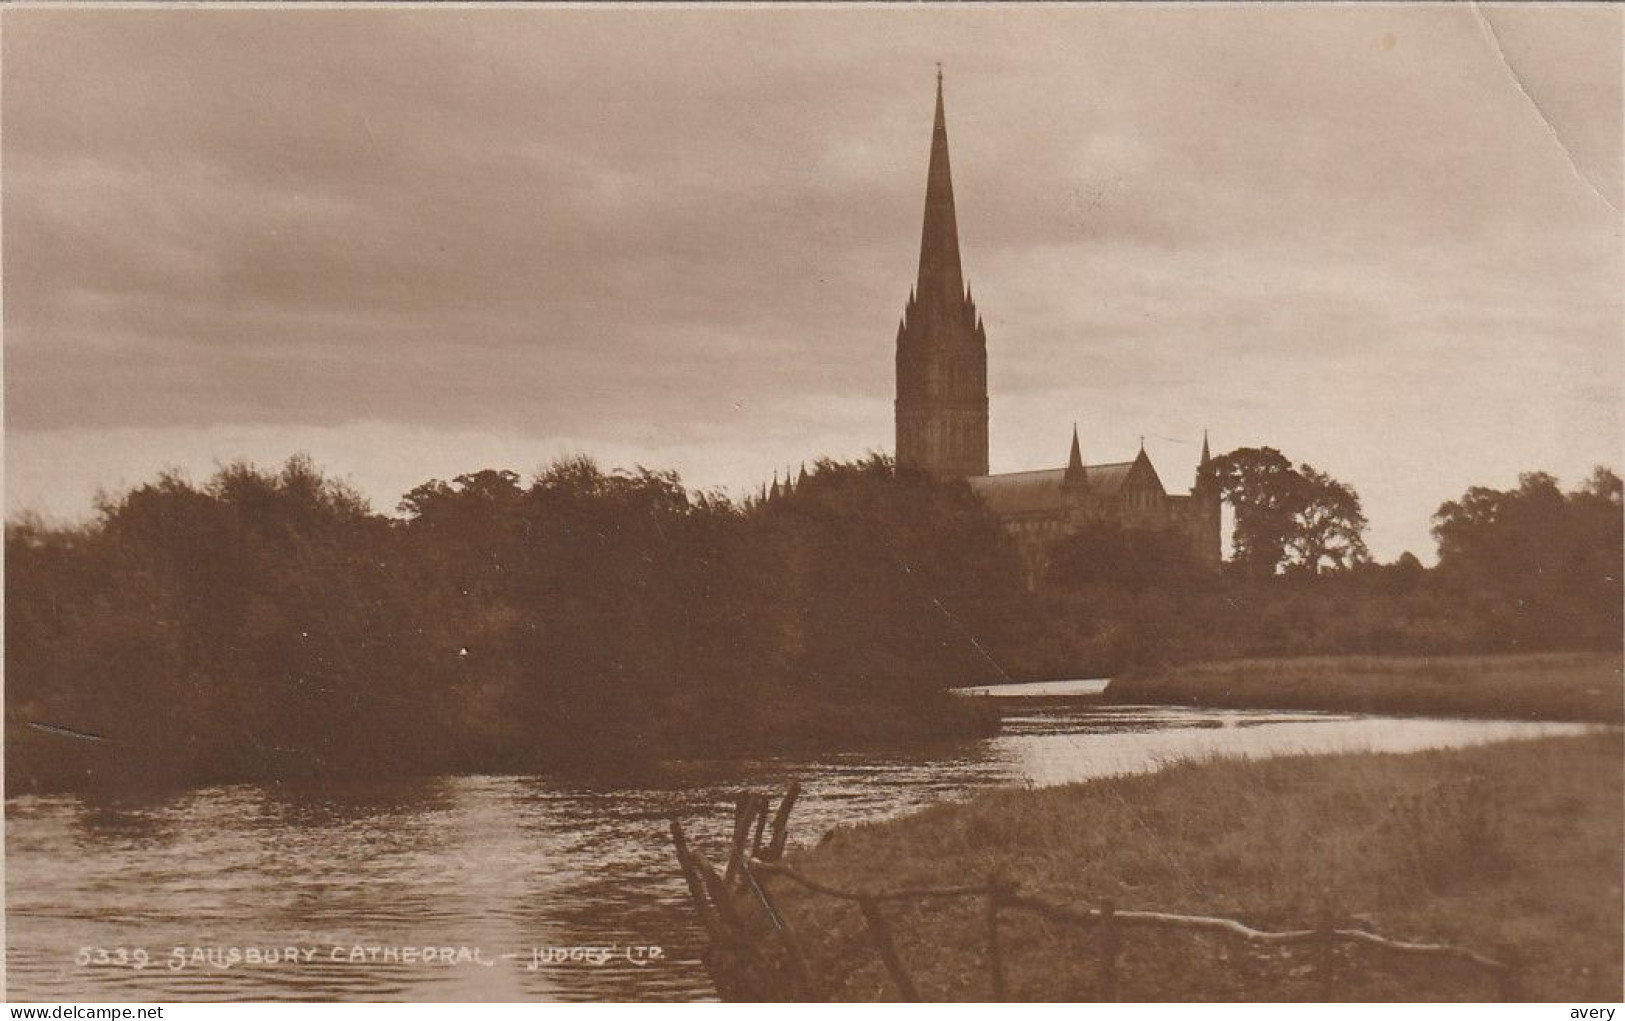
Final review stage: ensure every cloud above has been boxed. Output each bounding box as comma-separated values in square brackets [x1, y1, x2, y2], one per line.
[4, 6, 1620, 562]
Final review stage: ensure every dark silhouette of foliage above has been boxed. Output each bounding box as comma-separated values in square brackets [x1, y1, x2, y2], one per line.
[5, 454, 1015, 792]
[1287, 466, 1369, 574]
[1208, 447, 1301, 577]
[1432, 468, 1622, 650]
[1013, 464, 1617, 679]
[1208, 447, 1369, 577]
[1046, 522, 1207, 594]
[7, 453, 1618, 794]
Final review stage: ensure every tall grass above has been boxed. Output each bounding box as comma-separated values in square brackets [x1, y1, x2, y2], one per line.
[1106, 651, 1623, 722]
[763, 733, 1622, 1001]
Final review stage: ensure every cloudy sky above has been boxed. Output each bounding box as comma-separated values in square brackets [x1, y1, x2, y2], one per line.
[5, 5, 1620, 561]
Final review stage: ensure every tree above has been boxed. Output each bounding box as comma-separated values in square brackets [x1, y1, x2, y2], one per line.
[1433, 472, 1567, 584]
[1208, 447, 1369, 577]
[1045, 520, 1205, 593]
[0, 451, 1037, 790]
[1207, 447, 1292, 577]
[1286, 467, 1370, 574]
[1432, 467, 1622, 648]
[399, 468, 522, 522]
[757, 454, 1027, 694]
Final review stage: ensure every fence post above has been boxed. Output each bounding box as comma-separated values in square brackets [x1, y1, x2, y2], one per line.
[986, 877, 1006, 1001]
[858, 896, 920, 1001]
[763, 782, 801, 863]
[1317, 906, 1337, 1000]
[1097, 900, 1120, 1002]
[694, 847, 751, 941]
[749, 795, 771, 858]
[670, 819, 725, 944]
[688, 832, 767, 998]
[740, 859, 822, 1001]
[723, 794, 754, 886]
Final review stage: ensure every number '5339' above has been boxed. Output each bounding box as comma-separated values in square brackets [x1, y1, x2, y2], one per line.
[75, 946, 152, 969]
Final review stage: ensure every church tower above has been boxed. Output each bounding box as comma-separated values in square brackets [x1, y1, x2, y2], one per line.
[895, 70, 989, 479]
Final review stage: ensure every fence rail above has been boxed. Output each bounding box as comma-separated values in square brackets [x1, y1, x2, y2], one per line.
[670, 782, 1521, 1002]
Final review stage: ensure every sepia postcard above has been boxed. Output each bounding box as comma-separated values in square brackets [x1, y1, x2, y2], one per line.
[3, 1, 1621, 1007]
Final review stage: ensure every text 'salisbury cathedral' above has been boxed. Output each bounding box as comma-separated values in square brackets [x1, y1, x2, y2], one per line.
[896, 73, 1222, 583]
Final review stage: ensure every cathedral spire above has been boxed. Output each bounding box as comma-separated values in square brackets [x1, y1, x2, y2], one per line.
[1065, 423, 1087, 486]
[894, 68, 988, 480]
[1195, 429, 1216, 495]
[917, 66, 964, 306]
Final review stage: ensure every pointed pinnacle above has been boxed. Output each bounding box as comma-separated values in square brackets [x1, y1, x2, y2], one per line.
[917, 67, 964, 302]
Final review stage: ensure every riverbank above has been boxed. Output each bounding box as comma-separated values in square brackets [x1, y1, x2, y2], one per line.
[1104, 651, 1622, 722]
[765, 732, 1622, 1001]
[4, 687, 1001, 795]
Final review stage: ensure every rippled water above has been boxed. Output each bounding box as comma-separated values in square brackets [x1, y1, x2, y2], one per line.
[5, 697, 1595, 1002]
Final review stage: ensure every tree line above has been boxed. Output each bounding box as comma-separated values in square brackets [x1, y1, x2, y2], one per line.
[5, 449, 1619, 792]
[1028, 451, 1621, 672]
[5, 455, 1015, 792]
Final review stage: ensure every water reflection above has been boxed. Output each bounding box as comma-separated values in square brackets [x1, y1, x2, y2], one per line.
[69, 790, 189, 846]
[6, 701, 1599, 1002]
[951, 677, 1110, 697]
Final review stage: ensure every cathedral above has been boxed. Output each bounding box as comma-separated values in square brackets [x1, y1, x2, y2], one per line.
[894, 72, 1222, 583]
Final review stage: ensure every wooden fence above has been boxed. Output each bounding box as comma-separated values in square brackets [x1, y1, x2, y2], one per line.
[668, 782, 1523, 1002]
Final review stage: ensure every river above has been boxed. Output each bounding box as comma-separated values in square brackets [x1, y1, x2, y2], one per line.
[4, 686, 1597, 1002]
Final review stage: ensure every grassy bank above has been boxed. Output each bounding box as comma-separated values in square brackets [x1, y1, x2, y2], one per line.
[1104, 651, 1622, 722]
[762, 733, 1622, 1001]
